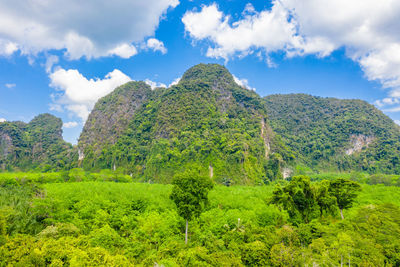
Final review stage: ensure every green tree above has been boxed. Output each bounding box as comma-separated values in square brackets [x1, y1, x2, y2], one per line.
[314, 180, 337, 217]
[170, 168, 214, 244]
[329, 178, 361, 219]
[270, 176, 318, 223]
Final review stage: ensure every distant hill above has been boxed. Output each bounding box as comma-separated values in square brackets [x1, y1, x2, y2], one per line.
[0, 113, 76, 171]
[264, 94, 400, 174]
[78, 64, 293, 184]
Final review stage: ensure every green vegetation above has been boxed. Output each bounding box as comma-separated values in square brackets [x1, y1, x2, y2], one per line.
[1, 174, 400, 266]
[271, 176, 360, 223]
[170, 168, 214, 244]
[2, 65, 400, 184]
[79, 64, 293, 184]
[265, 94, 400, 174]
[2, 63, 400, 264]
[0, 114, 76, 172]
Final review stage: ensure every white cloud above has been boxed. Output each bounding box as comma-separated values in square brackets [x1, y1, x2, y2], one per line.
[44, 55, 59, 73]
[182, 3, 303, 60]
[169, 77, 181, 87]
[63, 121, 79, 128]
[49, 68, 132, 121]
[394, 120, 400, 126]
[183, 1, 400, 111]
[108, 43, 138, 59]
[233, 75, 256, 91]
[5, 83, 16, 89]
[0, 0, 179, 59]
[0, 39, 18, 56]
[0, 118, 6, 123]
[145, 79, 167, 90]
[146, 38, 167, 54]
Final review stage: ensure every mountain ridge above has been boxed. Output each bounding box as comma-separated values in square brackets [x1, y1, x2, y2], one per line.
[2, 64, 400, 180]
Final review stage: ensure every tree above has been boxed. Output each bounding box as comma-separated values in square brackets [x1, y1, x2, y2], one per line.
[270, 176, 318, 223]
[314, 180, 337, 217]
[170, 168, 214, 244]
[329, 178, 361, 219]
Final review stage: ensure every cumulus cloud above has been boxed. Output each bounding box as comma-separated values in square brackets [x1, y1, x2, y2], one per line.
[0, 0, 179, 59]
[63, 121, 79, 128]
[0, 40, 18, 56]
[0, 118, 6, 123]
[5, 83, 16, 89]
[182, 3, 305, 60]
[169, 77, 181, 87]
[49, 68, 132, 121]
[108, 44, 138, 59]
[146, 38, 167, 54]
[145, 79, 167, 89]
[233, 75, 256, 91]
[182, 1, 400, 110]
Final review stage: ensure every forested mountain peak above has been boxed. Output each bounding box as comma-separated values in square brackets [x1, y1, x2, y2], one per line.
[0, 114, 75, 171]
[78, 64, 293, 184]
[28, 113, 64, 140]
[180, 63, 235, 86]
[264, 93, 400, 173]
[78, 81, 154, 156]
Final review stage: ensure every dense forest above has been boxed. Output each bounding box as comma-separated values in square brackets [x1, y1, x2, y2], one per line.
[265, 94, 400, 174]
[78, 64, 293, 184]
[0, 114, 76, 172]
[1, 172, 400, 266]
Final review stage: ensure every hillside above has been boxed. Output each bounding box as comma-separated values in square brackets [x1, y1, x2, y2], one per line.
[78, 81, 155, 157]
[79, 64, 294, 184]
[0, 114, 76, 171]
[264, 94, 400, 174]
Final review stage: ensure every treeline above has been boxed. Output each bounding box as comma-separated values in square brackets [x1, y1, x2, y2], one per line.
[2, 170, 400, 187]
[0, 169, 132, 186]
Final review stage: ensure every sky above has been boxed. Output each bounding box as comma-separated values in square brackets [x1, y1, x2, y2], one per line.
[1, 0, 400, 144]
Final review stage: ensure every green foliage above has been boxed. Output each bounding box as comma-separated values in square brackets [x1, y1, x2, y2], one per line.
[79, 64, 294, 184]
[0, 170, 132, 186]
[170, 168, 214, 221]
[329, 178, 361, 217]
[1, 180, 400, 265]
[265, 93, 400, 174]
[271, 176, 361, 223]
[0, 114, 76, 172]
[271, 176, 319, 223]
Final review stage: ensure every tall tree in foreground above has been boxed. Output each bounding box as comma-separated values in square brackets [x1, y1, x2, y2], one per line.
[270, 176, 319, 223]
[329, 178, 361, 219]
[170, 169, 214, 244]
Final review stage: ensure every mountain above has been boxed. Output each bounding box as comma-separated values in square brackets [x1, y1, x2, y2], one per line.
[78, 64, 294, 184]
[4, 64, 399, 180]
[0, 113, 76, 171]
[78, 81, 155, 157]
[264, 94, 400, 174]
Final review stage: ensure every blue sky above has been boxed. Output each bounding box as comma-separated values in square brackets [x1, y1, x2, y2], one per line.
[0, 0, 400, 144]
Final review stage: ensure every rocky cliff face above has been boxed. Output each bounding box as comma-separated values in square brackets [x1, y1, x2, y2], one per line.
[78, 82, 154, 158]
[345, 134, 375, 155]
[0, 114, 76, 171]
